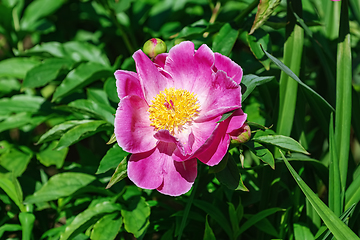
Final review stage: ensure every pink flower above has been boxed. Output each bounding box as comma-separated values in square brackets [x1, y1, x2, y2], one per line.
[114, 41, 247, 196]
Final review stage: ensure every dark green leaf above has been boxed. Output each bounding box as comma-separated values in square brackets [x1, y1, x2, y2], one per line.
[203, 215, 216, 240]
[216, 154, 248, 191]
[90, 213, 122, 240]
[0, 177, 25, 212]
[247, 29, 272, 70]
[24, 172, 96, 204]
[245, 141, 275, 169]
[104, 77, 119, 103]
[0, 146, 33, 177]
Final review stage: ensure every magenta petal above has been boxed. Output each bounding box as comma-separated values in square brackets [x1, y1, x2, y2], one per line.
[157, 157, 197, 196]
[127, 148, 164, 190]
[133, 50, 170, 102]
[227, 109, 247, 134]
[115, 95, 156, 153]
[154, 53, 168, 69]
[196, 70, 241, 122]
[214, 52, 243, 84]
[195, 122, 230, 166]
[114, 70, 143, 99]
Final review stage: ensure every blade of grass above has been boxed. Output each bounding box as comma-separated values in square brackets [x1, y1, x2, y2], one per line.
[280, 151, 360, 240]
[328, 113, 341, 217]
[335, 0, 352, 210]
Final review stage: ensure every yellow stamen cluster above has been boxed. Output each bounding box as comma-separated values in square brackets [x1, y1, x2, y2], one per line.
[148, 87, 200, 134]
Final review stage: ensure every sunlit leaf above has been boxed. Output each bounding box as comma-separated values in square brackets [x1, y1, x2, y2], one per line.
[250, 0, 282, 34]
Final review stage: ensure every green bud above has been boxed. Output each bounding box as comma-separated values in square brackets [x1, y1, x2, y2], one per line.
[231, 123, 251, 144]
[143, 38, 167, 59]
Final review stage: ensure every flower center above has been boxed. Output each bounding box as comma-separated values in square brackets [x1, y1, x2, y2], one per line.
[148, 87, 200, 134]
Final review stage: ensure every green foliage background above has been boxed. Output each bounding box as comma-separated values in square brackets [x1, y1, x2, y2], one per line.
[1, 0, 360, 239]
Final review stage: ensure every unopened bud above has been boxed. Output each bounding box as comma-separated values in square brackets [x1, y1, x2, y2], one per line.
[143, 38, 167, 59]
[231, 123, 251, 144]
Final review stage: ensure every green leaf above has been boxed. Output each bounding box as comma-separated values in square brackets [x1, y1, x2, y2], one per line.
[52, 62, 112, 101]
[0, 95, 46, 115]
[241, 74, 274, 102]
[176, 19, 208, 38]
[59, 99, 115, 124]
[36, 141, 68, 168]
[203, 215, 216, 240]
[193, 199, 233, 239]
[280, 151, 360, 240]
[261, 46, 334, 112]
[0, 146, 33, 177]
[60, 201, 122, 240]
[293, 223, 315, 240]
[23, 58, 74, 88]
[0, 224, 22, 238]
[0, 177, 25, 212]
[104, 77, 119, 103]
[252, 134, 310, 155]
[19, 212, 36, 240]
[87, 88, 110, 106]
[20, 0, 66, 30]
[247, 29, 272, 70]
[245, 141, 275, 169]
[0, 112, 32, 132]
[36, 120, 93, 145]
[250, 0, 282, 34]
[24, 172, 96, 204]
[0, 58, 39, 79]
[90, 213, 122, 240]
[121, 195, 150, 238]
[97, 144, 129, 174]
[106, 156, 128, 189]
[212, 23, 239, 56]
[216, 154, 248, 191]
[55, 120, 111, 150]
[235, 208, 284, 237]
[0, 78, 21, 95]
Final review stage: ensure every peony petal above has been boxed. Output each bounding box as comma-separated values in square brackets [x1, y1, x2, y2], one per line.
[133, 50, 170, 102]
[195, 121, 230, 166]
[115, 70, 143, 99]
[227, 109, 247, 134]
[196, 70, 241, 122]
[164, 42, 214, 93]
[127, 146, 167, 190]
[154, 53, 168, 69]
[115, 95, 156, 153]
[157, 157, 197, 196]
[214, 52, 243, 84]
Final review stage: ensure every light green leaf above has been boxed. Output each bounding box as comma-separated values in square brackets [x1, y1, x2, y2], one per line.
[247, 29, 272, 70]
[293, 223, 315, 240]
[60, 201, 121, 240]
[245, 141, 275, 169]
[0, 224, 22, 238]
[253, 134, 309, 155]
[36, 141, 68, 169]
[0, 78, 21, 94]
[106, 156, 128, 189]
[55, 120, 111, 150]
[23, 58, 74, 88]
[90, 213, 122, 240]
[36, 120, 92, 144]
[281, 152, 360, 240]
[0, 177, 25, 212]
[212, 23, 239, 56]
[97, 144, 129, 174]
[0, 95, 46, 115]
[0, 112, 32, 132]
[0, 58, 39, 79]
[241, 74, 274, 102]
[24, 172, 96, 204]
[52, 62, 112, 101]
[20, 0, 66, 30]
[121, 195, 150, 238]
[0, 146, 33, 177]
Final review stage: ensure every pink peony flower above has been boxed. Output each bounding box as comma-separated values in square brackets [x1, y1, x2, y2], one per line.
[114, 41, 247, 196]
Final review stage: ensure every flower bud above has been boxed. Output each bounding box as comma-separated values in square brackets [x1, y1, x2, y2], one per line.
[231, 123, 251, 144]
[143, 38, 167, 59]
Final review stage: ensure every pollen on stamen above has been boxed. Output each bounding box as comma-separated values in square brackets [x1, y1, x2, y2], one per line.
[148, 88, 200, 134]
